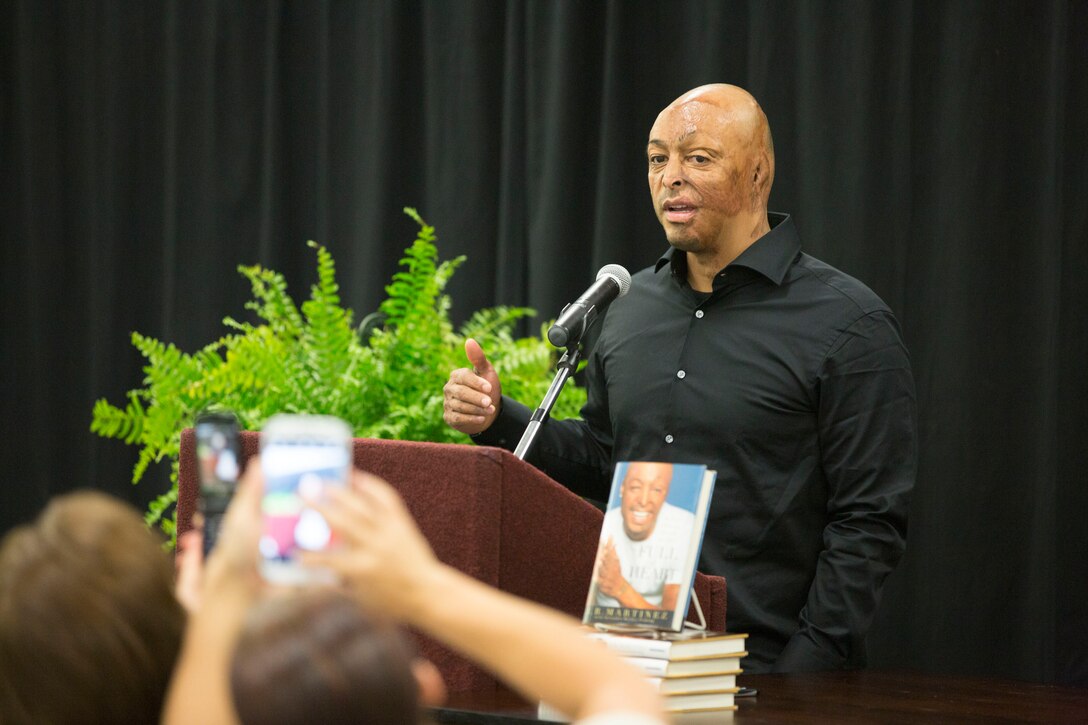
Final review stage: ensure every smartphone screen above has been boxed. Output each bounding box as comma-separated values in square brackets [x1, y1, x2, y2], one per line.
[259, 415, 351, 584]
[195, 412, 242, 558]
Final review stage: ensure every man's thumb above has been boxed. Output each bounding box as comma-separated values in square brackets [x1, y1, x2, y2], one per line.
[464, 338, 492, 375]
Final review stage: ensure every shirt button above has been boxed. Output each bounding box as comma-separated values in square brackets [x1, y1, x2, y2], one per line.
[664, 434, 674, 444]
[676, 370, 686, 379]
[695, 310, 704, 319]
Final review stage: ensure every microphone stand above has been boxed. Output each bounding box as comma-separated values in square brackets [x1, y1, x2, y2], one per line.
[513, 344, 582, 461]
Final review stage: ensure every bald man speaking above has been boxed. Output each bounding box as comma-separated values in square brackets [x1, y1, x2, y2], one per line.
[444, 84, 917, 672]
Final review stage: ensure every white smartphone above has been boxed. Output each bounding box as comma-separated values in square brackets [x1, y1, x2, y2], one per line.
[258, 414, 352, 585]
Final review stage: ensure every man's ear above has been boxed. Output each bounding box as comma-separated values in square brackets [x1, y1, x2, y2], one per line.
[752, 153, 773, 201]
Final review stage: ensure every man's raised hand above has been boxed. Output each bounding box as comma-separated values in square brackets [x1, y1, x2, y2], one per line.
[443, 338, 502, 435]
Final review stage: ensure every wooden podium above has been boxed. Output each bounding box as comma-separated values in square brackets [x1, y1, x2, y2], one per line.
[178, 431, 727, 692]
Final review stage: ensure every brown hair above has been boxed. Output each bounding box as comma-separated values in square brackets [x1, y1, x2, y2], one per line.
[0, 491, 184, 724]
[231, 589, 421, 725]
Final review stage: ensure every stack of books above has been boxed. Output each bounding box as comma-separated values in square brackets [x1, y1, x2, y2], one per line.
[537, 461, 745, 722]
[538, 629, 747, 722]
[587, 628, 748, 716]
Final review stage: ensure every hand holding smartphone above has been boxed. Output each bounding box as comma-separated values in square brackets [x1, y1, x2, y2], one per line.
[258, 414, 352, 585]
[195, 411, 242, 559]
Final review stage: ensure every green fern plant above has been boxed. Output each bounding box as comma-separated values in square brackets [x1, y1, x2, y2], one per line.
[91, 208, 586, 541]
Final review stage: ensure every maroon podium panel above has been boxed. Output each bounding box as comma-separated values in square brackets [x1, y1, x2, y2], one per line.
[178, 431, 726, 692]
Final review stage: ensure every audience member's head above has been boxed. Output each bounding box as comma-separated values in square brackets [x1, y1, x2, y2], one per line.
[0, 491, 184, 724]
[230, 588, 423, 725]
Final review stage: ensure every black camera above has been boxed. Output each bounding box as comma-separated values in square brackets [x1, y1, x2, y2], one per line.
[195, 411, 242, 557]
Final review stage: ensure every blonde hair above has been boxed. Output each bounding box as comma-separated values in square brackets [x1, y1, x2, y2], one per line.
[0, 491, 184, 724]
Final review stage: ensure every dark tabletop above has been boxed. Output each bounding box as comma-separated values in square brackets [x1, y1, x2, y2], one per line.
[431, 670, 1088, 724]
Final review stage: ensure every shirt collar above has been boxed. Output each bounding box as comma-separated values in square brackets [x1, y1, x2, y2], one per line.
[654, 212, 800, 286]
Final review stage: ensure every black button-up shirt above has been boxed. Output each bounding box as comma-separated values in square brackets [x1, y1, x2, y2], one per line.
[477, 213, 917, 672]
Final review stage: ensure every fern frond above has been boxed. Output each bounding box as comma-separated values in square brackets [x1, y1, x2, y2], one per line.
[90, 393, 145, 445]
[460, 306, 537, 342]
[145, 473, 178, 547]
[90, 207, 587, 541]
[300, 241, 357, 394]
[240, 264, 304, 337]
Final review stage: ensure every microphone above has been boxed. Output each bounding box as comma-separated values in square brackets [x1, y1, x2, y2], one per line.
[547, 264, 632, 348]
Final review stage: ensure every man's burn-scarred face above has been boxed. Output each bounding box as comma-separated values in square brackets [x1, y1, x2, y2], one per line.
[620, 462, 673, 541]
[647, 96, 763, 255]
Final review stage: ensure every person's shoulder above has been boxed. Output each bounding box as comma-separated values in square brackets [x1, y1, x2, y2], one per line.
[609, 259, 678, 314]
[618, 262, 669, 299]
[595, 260, 673, 346]
[792, 253, 891, 317]
[631, 260, 663, 281]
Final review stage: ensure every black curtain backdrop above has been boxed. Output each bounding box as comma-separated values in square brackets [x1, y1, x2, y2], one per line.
[2, 0, 1085, 685]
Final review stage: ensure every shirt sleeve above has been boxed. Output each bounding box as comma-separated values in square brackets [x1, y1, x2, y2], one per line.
[470, 345, 615, 502]
[774, 309, 917, 672]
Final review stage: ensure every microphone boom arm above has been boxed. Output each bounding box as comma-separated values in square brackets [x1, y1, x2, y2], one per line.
[522, 263, 629, 460]
[513, 345, 583, 461]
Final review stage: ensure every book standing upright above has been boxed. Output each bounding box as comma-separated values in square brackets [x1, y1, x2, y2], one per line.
[539, 461, 753, 720]
[582, 461, 716, 632]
